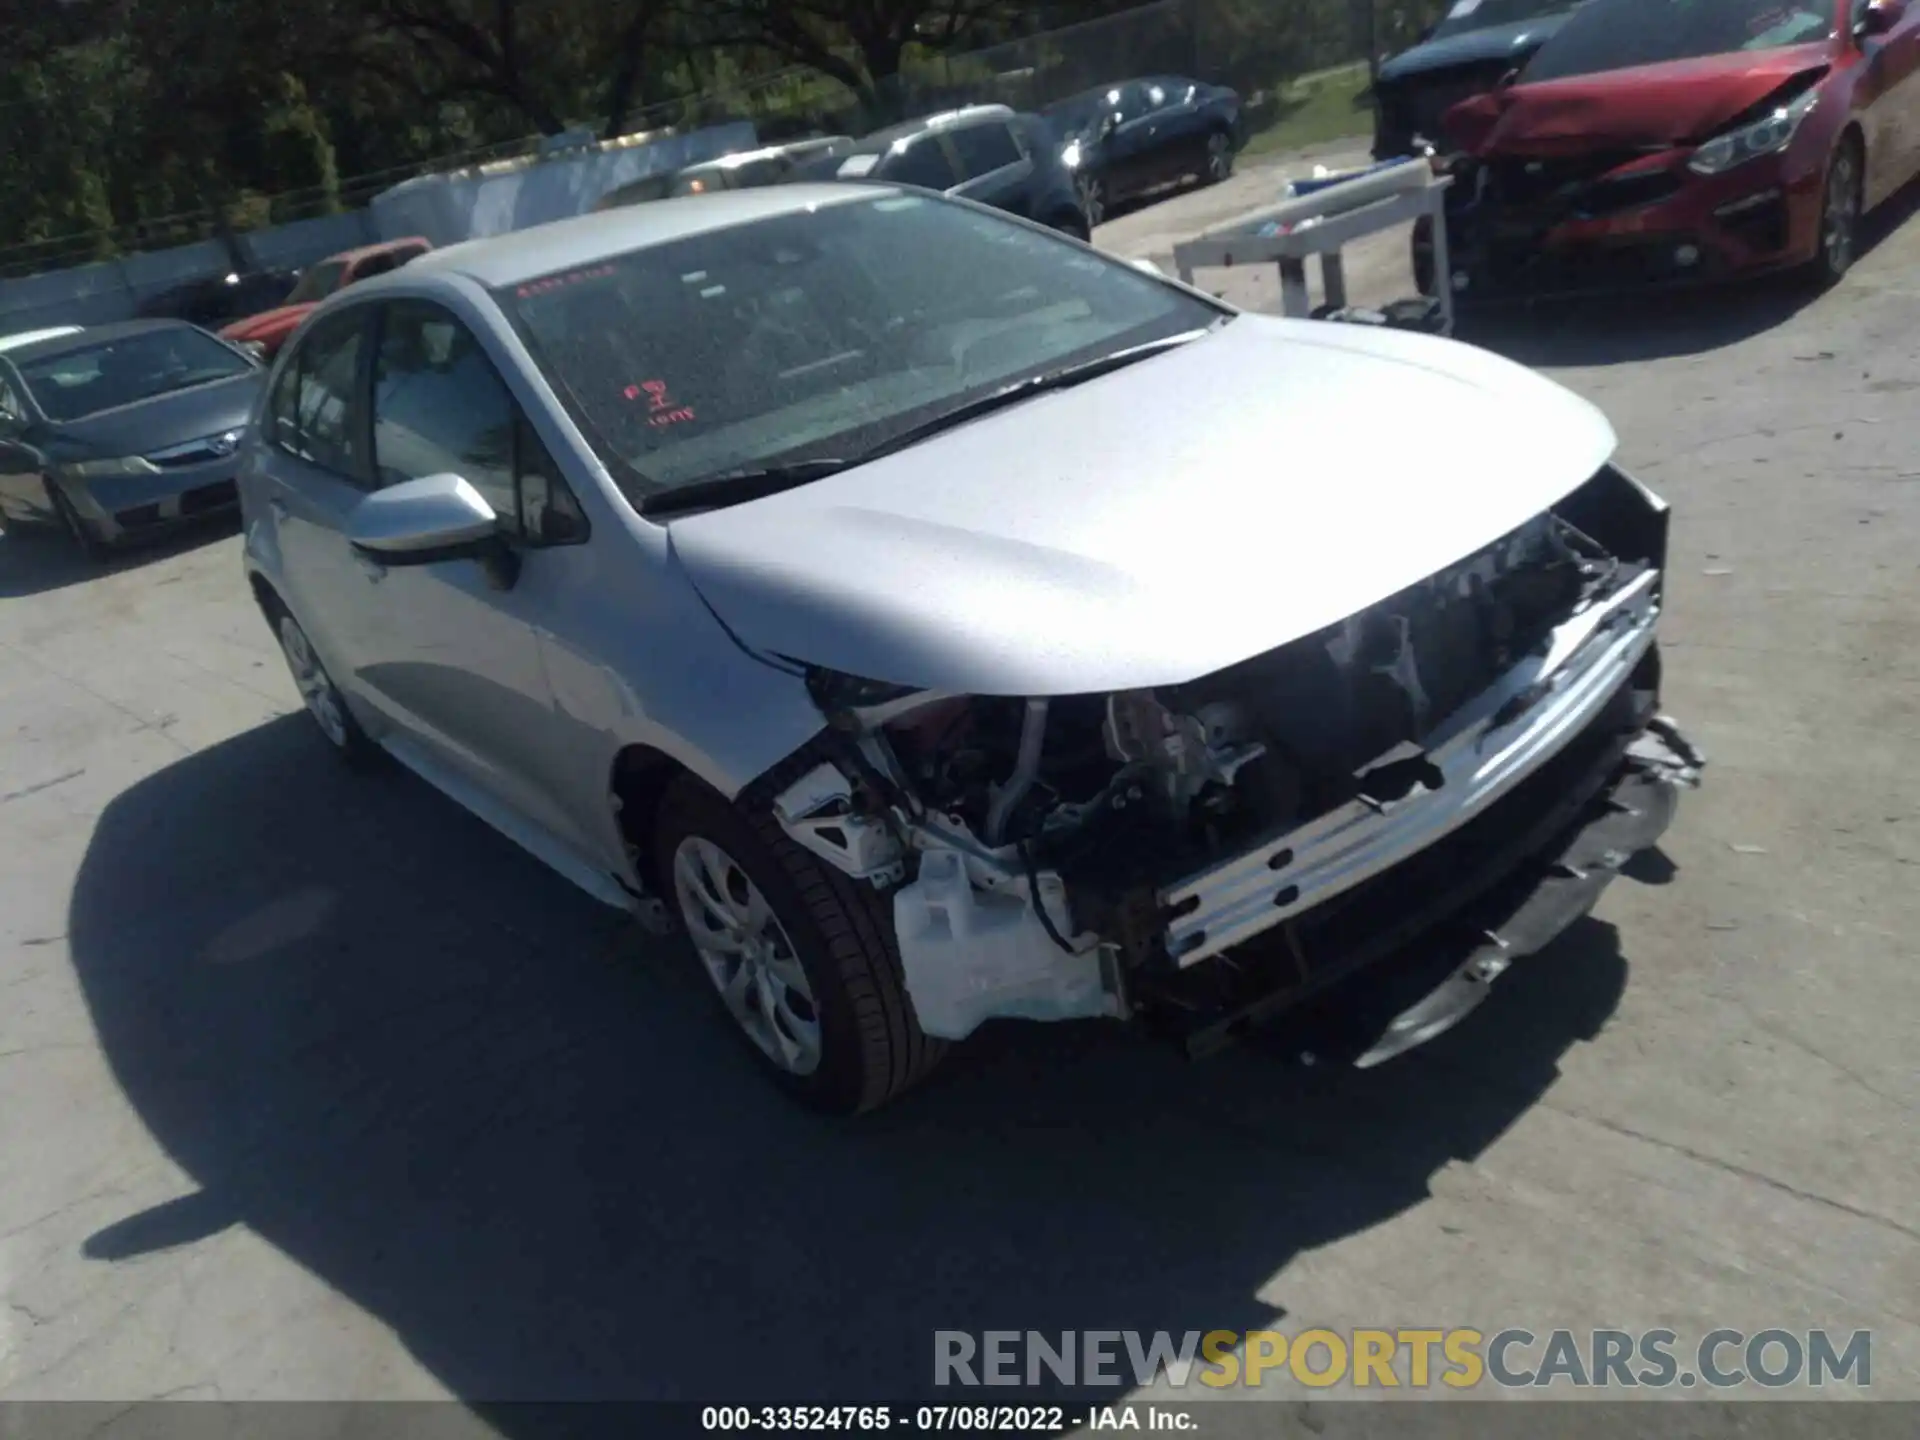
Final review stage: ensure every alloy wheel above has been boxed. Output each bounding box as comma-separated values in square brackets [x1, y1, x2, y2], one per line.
[672, 835, 822, 1076]
[1823, 146, 1860, 278]
[277, 615, 350, 749]
[1206, 131, 1233, 183]
[1078, 175, 1106, 228]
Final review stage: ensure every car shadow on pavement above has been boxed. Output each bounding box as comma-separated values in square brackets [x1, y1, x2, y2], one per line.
[0, 517, 239, 599]
[66, 714, 1627, 1414]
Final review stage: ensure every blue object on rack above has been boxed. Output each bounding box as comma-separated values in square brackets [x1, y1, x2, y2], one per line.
[1283, 156, 1423, 199]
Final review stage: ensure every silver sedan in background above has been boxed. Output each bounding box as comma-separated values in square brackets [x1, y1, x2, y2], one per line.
[0, 320, 263, 557]
[239, 184, 1701, 1113]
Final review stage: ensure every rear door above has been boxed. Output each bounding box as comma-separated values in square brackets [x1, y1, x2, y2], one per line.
[946, 119, 1038, 217]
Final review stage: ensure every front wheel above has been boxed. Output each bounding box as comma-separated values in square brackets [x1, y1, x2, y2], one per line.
[271, 606, 379, 768]
[1077, 173, 1107, 228]
[1811, 136, 1863, 289]
[1203, 130, 1235, 185]
[48, 485, 106, 562]
[655, 776, 946, 1114]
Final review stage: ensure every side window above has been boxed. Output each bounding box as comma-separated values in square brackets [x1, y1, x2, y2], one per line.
[370, 301, 586, 546]
[271, 310, 369, 483]
[883, 137, 961, 191]
[949, 123, 1022, 180]
[516, 414, 589, 545]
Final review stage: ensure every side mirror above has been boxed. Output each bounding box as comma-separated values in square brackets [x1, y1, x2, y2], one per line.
[1100, 113, 1120, 138]
[346, 473, 520, 589]
[1857, 0, 1905, 35]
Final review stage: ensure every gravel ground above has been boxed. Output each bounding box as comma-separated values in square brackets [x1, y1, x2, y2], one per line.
[1, 151, 1916, 1413]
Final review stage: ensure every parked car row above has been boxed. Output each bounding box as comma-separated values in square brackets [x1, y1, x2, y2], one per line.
[593, 78, 1248, 239]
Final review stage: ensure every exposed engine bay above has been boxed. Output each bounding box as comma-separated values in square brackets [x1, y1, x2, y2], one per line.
[766, 464, 1704, 1064]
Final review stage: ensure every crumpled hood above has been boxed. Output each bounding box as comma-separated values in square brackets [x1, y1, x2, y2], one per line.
[1446, 43, 1832, 153]
[666, 316, 1617, 697]
[1378, 13, 1572, 84]
[219, 303, 316, 343]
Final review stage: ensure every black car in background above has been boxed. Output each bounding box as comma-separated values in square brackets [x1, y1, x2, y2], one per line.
[1370, 0, 1583, 159]
[135, 269, 301, 329]
[786, 105, 1091, 239]
[1041, 76, 1244, 226]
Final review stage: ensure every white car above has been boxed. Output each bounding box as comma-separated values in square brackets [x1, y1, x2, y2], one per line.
[238, 184, 1704, 1113]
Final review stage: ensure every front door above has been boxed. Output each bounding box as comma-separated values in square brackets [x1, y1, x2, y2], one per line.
[356, 298, 593, 856]
[251, 306, 388, 693]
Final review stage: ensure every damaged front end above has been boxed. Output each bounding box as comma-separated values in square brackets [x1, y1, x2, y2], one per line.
[757, 464, 1703, 1066]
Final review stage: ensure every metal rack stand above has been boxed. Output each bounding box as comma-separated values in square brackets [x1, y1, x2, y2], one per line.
[1171, 166, 1455, 335]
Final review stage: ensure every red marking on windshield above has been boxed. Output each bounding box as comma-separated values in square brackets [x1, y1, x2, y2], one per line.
[516, 263, 614, 299]
[624, 378, 697, 427]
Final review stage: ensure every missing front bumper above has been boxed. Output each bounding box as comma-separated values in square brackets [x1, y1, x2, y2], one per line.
[1351, 713, 1702, 1066]
[1152, 700, 1703, 1064]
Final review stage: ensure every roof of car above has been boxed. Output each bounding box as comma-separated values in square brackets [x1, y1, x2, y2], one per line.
[0, 325, 83, 353]
[0, 318, 198, 364]
[406, 183, 886, 288]
[860, 104, 1016, 150]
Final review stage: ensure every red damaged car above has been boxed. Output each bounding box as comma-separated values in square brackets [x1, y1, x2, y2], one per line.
[1416, 0, 1920, 298]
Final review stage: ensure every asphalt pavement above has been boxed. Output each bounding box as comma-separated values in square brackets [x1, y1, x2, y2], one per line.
[1, 151, 1917, 1411]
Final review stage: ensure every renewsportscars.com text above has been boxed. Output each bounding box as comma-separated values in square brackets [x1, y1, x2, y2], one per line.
[933, 1328, 1872, 1390]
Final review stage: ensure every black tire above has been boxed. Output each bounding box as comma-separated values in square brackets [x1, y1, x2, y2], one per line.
[48, 484, 107, 562]
[1202, 128, 1235, 186]
[1411, 216, 1436, 298]
[1077, 173, 1107, 229]
[1810, 134, 1863, 290]
[262, 597, 381, 769]
[654, 775, 947, 1114]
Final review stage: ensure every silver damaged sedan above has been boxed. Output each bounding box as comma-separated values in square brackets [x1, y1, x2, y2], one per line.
[239, 184, 1705, 1113]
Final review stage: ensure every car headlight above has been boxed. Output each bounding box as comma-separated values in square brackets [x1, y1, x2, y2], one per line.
[1061, 138, 1084, 170]
[1687, 89, 1818, 175]
[61, 456, 161, 479]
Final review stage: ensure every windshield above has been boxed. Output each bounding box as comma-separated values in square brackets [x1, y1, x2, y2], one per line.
[17, 327, 254, 422]
[502, 192, 1219, 497]
[284, 260, 347, 306]
[1429, 0, 1581, 41]
[1523, 0, 1835, 80]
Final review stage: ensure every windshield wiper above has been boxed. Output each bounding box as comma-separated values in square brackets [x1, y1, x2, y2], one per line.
[638, 458, 856, 517]
[640, 326, 1215, 519]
